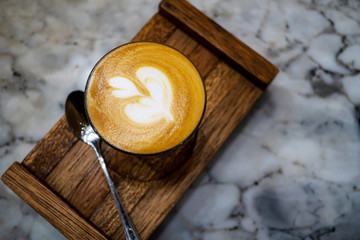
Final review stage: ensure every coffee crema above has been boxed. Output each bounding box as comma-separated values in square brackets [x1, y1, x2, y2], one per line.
[85, 42, 205, 154]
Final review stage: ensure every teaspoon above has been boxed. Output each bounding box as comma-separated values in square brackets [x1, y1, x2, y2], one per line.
[65, 90, 141, 240]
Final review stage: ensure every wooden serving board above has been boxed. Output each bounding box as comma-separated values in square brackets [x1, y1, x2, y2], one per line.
[2, 0, 278, 239]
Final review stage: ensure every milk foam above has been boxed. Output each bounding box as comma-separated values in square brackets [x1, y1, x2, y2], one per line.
[86, 42, 205, 154]
[109, 77, 142, 98]
[109, 66, 174, 124]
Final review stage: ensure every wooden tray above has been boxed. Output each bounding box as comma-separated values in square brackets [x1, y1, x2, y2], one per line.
[1, 0, 278, 239]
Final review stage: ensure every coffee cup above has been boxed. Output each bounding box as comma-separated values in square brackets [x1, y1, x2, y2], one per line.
[84, 42, 206, 180]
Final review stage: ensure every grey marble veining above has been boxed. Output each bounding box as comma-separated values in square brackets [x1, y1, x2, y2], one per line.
[1, 0, 360, 239]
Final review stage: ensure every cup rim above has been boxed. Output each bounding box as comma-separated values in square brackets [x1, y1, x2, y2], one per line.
[84, 41, 207, 156]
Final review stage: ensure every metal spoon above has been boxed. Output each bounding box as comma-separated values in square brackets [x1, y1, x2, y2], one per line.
[65, 90, 141, 240]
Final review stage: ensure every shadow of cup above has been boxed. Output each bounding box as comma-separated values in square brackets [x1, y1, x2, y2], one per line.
[101, 131, 198, 181]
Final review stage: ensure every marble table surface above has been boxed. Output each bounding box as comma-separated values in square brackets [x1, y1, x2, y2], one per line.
[1, 0, 360, 239]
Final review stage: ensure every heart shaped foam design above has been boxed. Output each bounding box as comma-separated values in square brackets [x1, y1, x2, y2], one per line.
[109, 66, 174, 124]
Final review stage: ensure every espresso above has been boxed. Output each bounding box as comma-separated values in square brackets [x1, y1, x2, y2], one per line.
[85, 42, 205, 154]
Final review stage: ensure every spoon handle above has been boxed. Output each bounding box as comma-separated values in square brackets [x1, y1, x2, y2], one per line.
[90, 140, 141, 240]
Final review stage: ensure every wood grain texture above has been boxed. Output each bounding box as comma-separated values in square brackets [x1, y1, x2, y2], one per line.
[1, 162, 107, 240]
[188, 44, 219, 79]
[22, 116, 78, 180]
[132, 13, 176, 42]
[165, 28, 198, 55]
[159, 0, 278, 89]
[1, 0, 278, 239]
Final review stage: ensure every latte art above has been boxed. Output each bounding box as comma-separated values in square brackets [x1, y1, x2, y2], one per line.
[85, 42, 205, 154]
[109, 66, 174, 124]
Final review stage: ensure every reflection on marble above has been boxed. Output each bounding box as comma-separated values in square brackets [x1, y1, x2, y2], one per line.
[0, 0, 359, 239]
